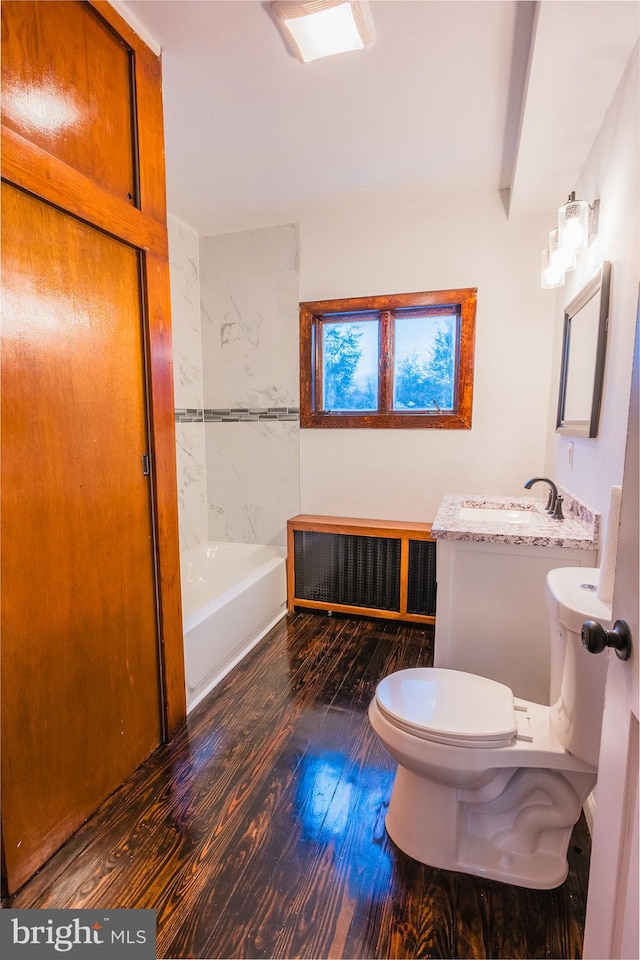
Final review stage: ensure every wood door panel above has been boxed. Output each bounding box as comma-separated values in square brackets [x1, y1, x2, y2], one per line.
[1, 0, 136, 205]
[1, 125, 168, 257]
[1, 183, 161, 891]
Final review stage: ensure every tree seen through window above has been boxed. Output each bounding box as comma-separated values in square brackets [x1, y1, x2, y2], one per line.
[393, 315, 455, 411]
[323, 313, 455, 412]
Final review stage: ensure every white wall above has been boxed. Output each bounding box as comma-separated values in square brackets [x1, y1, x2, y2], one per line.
[169, 42, 637, 540]
[545, 43, 639, 557]
[298, 194, 554, 521]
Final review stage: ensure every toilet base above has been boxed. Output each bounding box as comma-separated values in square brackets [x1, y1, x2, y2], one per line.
[385, 763, 594, 889]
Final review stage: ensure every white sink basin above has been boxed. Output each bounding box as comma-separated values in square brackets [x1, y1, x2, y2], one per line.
[458, 507, 539, 525]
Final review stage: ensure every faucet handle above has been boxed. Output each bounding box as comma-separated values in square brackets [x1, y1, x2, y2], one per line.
[552, 495, 564, 520]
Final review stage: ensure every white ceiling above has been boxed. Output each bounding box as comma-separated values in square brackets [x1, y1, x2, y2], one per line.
[119, 0, 639, 236]
[509, 1, 640, 217]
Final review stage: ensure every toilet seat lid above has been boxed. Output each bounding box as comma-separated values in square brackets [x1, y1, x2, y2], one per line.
[375, 668, 517, 748]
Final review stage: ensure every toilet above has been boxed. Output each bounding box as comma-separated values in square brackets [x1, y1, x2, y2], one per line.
[368, 566, 612, 889]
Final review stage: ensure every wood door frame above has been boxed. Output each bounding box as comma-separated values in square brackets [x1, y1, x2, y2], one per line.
[1, 0, 186, 737]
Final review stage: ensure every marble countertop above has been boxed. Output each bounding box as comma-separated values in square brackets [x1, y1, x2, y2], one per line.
[431, 493, 599, 549]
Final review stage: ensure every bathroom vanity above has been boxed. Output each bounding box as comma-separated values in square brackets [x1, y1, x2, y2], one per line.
[431, 492, 599, 704]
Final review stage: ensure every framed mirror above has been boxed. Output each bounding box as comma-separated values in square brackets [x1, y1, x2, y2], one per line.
[556, 261, 611, 438]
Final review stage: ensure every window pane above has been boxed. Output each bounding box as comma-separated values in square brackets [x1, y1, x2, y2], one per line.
[322, 320, 378, 411]
[393, 314, 456, 411]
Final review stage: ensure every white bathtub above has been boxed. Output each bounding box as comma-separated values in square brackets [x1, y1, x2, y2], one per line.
[180, 541, 287, 712]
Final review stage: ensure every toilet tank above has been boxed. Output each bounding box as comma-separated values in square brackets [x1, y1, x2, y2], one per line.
[545, 567, 612, 767]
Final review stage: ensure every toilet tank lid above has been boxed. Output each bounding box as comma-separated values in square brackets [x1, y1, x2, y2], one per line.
[375, 668, 516, 746]
[545, 567, 612, 634]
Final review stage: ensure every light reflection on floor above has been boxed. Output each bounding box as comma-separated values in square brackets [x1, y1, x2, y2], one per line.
[295, 748, 396, 895]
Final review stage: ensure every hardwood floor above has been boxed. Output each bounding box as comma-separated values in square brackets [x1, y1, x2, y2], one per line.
[2, 612, 590, 959]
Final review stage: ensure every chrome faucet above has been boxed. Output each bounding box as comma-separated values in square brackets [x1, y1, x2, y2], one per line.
[524, 477, 564, 519]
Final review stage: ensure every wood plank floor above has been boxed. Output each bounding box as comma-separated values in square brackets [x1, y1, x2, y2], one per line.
[2, 612, 591, 959]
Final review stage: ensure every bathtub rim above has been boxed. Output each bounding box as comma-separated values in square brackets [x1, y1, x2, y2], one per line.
[183, 553, 285, 633]
[181, 540, 286, 632]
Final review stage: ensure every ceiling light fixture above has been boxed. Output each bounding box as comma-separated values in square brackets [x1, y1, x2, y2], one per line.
[541, 192, 599, 289]
[271, 0, 375, 63]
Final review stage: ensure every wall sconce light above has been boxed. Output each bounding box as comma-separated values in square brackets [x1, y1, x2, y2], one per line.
[558, 192, 591, 253]
[271, 0, 375, 63]
[541, 192, 598, 289]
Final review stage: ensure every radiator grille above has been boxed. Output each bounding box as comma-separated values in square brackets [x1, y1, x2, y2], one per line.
[407, 539, 437, 616]
[293, 530, 401, 611]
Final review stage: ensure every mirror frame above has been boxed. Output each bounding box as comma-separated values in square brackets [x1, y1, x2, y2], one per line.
[556, 261, 611, 438]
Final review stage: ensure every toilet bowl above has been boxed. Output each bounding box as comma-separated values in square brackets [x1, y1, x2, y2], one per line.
[368, 566, 612, 889]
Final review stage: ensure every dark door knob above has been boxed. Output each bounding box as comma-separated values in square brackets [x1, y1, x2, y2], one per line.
[581, 620, 633, 661]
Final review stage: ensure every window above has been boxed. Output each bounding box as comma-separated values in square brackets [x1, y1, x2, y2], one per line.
[300, 288, 477, 428]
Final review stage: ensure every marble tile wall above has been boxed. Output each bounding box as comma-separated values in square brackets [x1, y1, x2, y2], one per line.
[168, 214, 208, 551]
[205, 420, 300, 545]
[199, 225, 301, 546]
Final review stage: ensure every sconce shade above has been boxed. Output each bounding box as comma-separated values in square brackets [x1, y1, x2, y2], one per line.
[541, 247, 565, 289]
[549, 228, 576, 274]
[272, 0, 375, 62]
[558, 193, 590, 254]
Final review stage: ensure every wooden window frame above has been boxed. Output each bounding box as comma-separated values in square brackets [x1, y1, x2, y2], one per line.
[300, 288, 477, 429]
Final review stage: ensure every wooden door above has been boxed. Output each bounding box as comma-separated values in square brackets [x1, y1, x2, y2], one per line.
[1, 183, 162, 890]
[583, 302, 639, 959]
[1, 0, 185, 894]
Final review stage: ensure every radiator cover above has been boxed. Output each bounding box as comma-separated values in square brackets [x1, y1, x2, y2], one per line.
[294, 530, 402, 611]
[291, 523, 437, 621]
[407, 539, 437, 616]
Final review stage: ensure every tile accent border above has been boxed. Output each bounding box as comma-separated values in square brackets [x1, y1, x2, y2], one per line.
[175, 407, 300, 423]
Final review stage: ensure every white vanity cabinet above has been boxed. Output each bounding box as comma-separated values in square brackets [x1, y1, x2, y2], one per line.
[434, 538, 597, 704]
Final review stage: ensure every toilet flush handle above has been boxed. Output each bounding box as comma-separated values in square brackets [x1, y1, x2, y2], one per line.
[581, 620, 633, 661]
